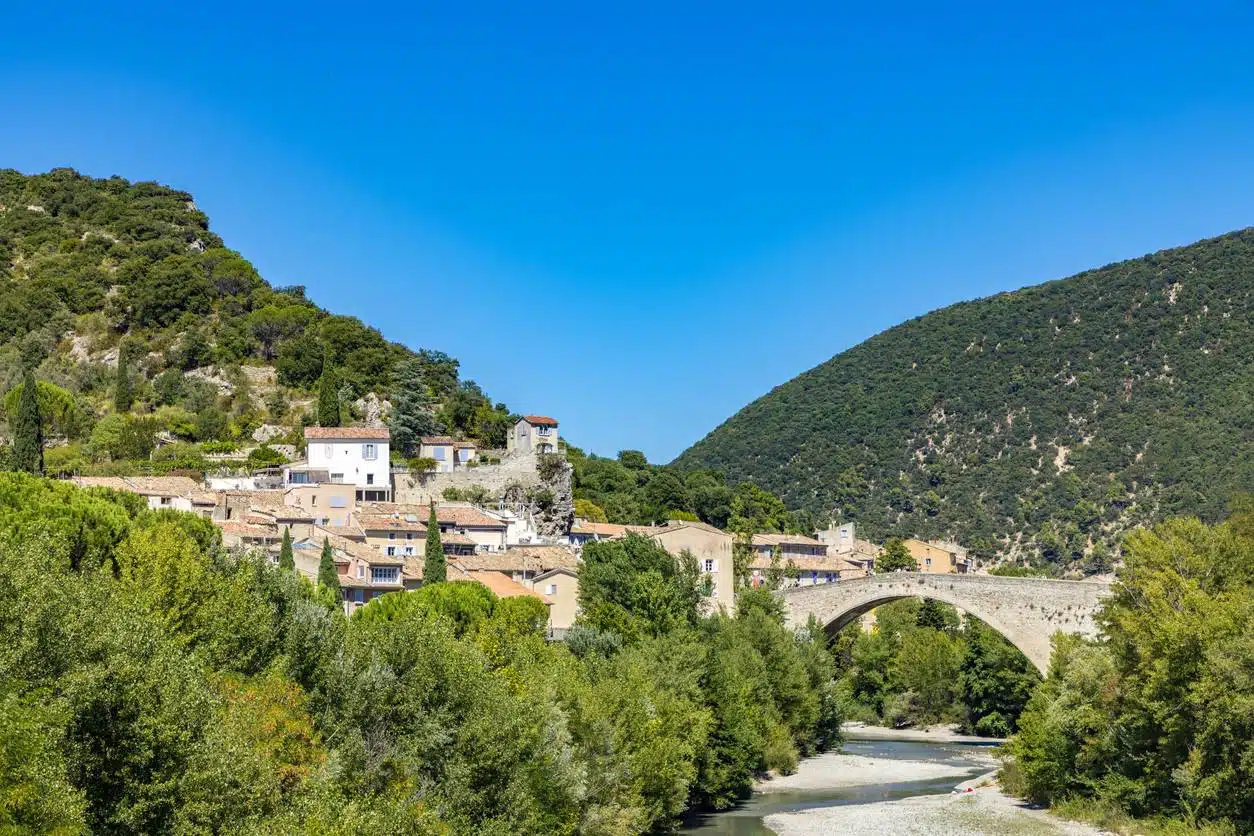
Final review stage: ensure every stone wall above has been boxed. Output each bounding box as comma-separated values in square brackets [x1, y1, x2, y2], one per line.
[781, 572, 1112, 674]
[393, 451, 545, 504]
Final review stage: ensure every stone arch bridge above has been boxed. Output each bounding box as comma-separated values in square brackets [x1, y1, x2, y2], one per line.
[781, 573, 1112, 674]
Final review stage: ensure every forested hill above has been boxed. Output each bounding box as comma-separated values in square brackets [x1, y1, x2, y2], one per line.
[0, 168, 512, 458]
[675, 229, 1254, 572]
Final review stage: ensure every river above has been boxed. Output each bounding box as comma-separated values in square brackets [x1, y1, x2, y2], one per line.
[682, 736, 1000, 836]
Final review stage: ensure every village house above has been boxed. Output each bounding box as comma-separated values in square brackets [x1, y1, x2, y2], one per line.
[507, 415, 559, 455]
[296, 427, 391, 502]
[532, 566, 579, 636]
[217, 519, 282, 551]
[283, 483, 356, 527]
[357, 501, 509, 553]
[72, 475, 204, 512]
[418, 437, 477, 472]
[293, 528, 408, 614]
[651, 520, 735, 614]
[904, 538, 972, 574]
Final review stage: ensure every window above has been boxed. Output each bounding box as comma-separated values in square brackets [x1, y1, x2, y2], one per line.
[545, 583, 557, 595]
[330, 496, 347, 508]
[703, 559, 715, 573]
[331, 473, 344, 483]
[324, 444, 333, 457]
[310, 496, 318, 506]
[371, 566, 400, 584]
[405, 532, 412, 540]
[367, 474, 374, 485]
[363, 443, 377, 460]
[825, 573, 835, 583]
[403, 546, 413, 555]
[353, 589, 364, 603]
[431, 447, 446, 461]
[388, 532, 396, 540]
[357, 564, 364, 578]
[159, 496, 172, 506]
[811, 570, 818, 582]
[537, 426, 552, 436]
[925, 558, 932, 566]
[386, 546, 395, 556]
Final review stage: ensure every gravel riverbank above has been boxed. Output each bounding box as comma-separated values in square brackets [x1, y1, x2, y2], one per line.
[764, 785, 1109, 836]
[842, 722, 1007, 745]
[753, 750, 994, 793]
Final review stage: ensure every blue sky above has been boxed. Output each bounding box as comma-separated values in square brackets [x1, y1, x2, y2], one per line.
[2, 2, 1253, 461]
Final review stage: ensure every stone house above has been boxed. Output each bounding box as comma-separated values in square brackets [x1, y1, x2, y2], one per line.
[73, 475, 203, 512]
[904, 538, 971, 574]
[532, 567, 579, 636]
[507, 415, 559, 455]
[650, 520, 735, 614]
[418, 437, 477, 472]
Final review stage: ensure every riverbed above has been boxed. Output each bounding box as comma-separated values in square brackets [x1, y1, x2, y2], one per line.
[682, 737, 998, 835]
[682, 732, 1099, 836]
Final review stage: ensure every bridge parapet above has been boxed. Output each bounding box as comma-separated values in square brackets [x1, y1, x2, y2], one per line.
[781, 572, 1111, 674]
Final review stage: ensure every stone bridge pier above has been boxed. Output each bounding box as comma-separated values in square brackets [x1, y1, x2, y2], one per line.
[781, 573, 1112, 674]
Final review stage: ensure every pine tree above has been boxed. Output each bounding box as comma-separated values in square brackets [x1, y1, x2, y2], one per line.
[12, 369, 43, 475]
[279, 526, 294, 570]
[317, 538, 341, 595]
[114, 342, 133, 413]
[423, 504, 446, 584]
[389, 358, 437, 456]
[317, 364, 340, 427]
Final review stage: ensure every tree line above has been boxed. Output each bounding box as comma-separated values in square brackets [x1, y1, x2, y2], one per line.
[0, 476, 842, 834]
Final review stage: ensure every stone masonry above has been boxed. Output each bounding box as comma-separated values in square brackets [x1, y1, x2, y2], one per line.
[781, 572, 1112, 674]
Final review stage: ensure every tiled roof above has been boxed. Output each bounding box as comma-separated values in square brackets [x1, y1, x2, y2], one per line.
[570, 521, 657, 538]
[420, 436, 454, 445]
[228, 490, 286, 507]
[454, 441, 477, 449]
[309, 528, 397, 564]
[216, 520, 278, 538]
[191, 491, 219, 505]
[356, 514, 428, 532]
[653, 520, 729, 538]
[74, 476, 201, 497]
[440, 532, 478, 546]
[361, 502, 506, 529]
[752, 533, 828, 548]
[452, 547, 578, 572]
[468, 571, 551, 602]
[304, 426, 390, 440]
[521, 415, 558, 427]
[747, 554, 850, 572]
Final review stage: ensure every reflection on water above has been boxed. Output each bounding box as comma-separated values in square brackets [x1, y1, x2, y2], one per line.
[681, 738, 998, 836]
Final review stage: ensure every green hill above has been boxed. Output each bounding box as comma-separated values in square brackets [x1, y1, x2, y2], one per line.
[0, 168, 511, 471]
[675, 229, 1254, 572]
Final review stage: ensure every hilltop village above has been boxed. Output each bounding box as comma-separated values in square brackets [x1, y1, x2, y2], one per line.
[72, 414, 973, 633]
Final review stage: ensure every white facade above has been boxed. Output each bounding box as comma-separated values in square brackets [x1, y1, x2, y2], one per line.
[303, 428, 391, 501]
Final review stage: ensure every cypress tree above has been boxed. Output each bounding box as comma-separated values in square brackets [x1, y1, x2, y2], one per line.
[317, 538, 341, 595]
[317, 364, 340, 427]
[279, 526, 294, 570]
[423, 504, 446, 584]
[114, 342, 133, 413]
[12, 369, 43, 475]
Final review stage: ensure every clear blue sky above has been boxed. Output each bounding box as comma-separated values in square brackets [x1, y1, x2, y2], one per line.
[2, 2, 1253, 461]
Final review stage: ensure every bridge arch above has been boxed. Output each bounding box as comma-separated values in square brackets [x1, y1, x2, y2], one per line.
[780, 573, 1111, 674]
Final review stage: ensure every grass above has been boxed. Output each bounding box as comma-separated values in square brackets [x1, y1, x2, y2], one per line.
[1050, 798, 1237, 836]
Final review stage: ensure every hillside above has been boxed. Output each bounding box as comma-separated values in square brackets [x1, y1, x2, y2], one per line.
[675, 229, 1254, 571]
[0, 168, 511, 470]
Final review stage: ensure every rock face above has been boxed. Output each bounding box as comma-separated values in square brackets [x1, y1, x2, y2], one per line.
[533, 454, 575, 538]
[354, 392, 391, 427]
[252, 423, 288, 444]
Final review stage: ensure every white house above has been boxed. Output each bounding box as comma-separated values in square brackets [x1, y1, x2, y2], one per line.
[507, 415, 559, 455]
[301, 427, 391, 502]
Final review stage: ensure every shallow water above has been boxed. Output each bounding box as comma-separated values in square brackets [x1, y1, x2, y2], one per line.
[681, 738, 999, 836]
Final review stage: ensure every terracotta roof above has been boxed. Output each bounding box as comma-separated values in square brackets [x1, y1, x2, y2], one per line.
[752, 533, 828, 548]
[304, 426, 390, 440]
[228, 490, 286, 507]
[452, 547, 578, 572]
[468, 571, 551, 603]
[440, 532, 478, 546]
[321, 524, 365, 540]
[747, 554, 850, 572]
[404, 557, 471, 581]
[571, 521, 637, 537]
[420, 436, 454, 445]
[74, 476, 202, 497]
[521, 415, 558, 427]
[361, 502, 506, 529]
[453, 441, 477, 449]
[653, 520, 730, 538]
[216, 520, 278, 538]
[191, 491, 219, 505]
[356, 513, 428, 532]
[309, 528, 402, 565]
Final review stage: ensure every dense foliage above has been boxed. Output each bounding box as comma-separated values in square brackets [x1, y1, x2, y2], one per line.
[832, 598, 1039, 736]
[568, 445, 811, 532]
[0, 478, 843, 834]
[677, 229, 1254, 572]
[1006, 509, 1254, 831]
[0, 168, 511, 471]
